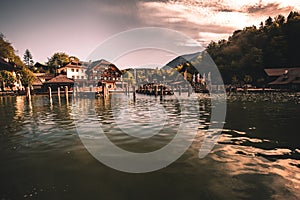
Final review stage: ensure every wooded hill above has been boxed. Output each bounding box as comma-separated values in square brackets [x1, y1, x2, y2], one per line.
[206, 11, 300, 86]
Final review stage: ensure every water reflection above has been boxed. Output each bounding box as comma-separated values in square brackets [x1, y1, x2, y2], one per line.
[0, 93, 299, 199]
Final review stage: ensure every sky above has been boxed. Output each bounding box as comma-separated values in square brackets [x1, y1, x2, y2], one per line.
[1, 0, 299, 65]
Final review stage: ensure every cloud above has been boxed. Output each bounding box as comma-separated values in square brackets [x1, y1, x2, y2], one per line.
[136, 0, 300, 45]
[245, 2, 294, 16]
[136, 1, 245, 45]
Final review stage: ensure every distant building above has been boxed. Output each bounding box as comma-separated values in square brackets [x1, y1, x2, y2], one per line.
[264, 68, 300, 90]
[57, 61, 87, 80]
[86, 59, 122, 90]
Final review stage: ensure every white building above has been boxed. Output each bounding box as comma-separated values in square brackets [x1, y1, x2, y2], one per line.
[57, 61, 87, 80]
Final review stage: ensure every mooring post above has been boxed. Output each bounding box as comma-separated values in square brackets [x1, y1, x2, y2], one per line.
[188, 85, 191, 97]
[26, 86, 31, 102]
[178, 86, 181, 96]
[57, 87, 60, 99]
[65, 86, 68, 99]
[133, 86, 136, 102]
[76, 86, 79, 98]
[160, 85, 163, 101]
[155, 85, 158, 97]
[48, 86, 52, 105]
[48, 87, 52, 99]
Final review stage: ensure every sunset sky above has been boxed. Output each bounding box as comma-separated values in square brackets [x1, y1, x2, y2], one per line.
[1, 0, 299, 63]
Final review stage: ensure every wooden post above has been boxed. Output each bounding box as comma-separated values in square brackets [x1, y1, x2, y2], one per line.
[65, 86, 68, 99]
[133, 86, 136, 102]
[48, 87, 52, 99]
[57, 87, 61, 105]
[48, 86, 52, 105]
[127, 83, 130, 96]
[26, 86, 31, 101]
[155, 85, 158, 97]
[160, 85, 163, 101]
[188, 85, 191, 97]
[57, 87, 60, 99]
[178, 86, 181, 96]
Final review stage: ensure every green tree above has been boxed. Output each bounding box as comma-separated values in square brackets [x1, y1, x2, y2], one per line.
[23, 49, 34, 71]
[0, 70, 16, 90]
[47, 52, 70, 74]
[0, 33, 24, 67]
[206, 12, 300, 86]
[19, 67, 35, 87]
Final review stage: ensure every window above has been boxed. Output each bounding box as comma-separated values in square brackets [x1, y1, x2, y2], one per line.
[76, 69, 79, 72]
[72, 76, 75, 79]
[81, 76, 84, 79]
[71, 69, 75, 72]
[77, 76, 80, 79]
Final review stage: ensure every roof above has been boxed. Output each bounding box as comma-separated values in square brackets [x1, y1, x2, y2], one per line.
[33, 73, 54, 80]
[267, 68, 300, 85]
[59, 61, 87, 70]
[264, 68, 300, 76]
[34, 62, 47, 68]
[87, 59, 122, 75]
[88, 59, 113, 69]
[32, 77, 43, 86]
[46, 75, 74, 84]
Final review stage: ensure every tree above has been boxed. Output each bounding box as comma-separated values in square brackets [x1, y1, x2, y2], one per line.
[206, 12, 300, 86]
[0, 70, 16, 91]
[23, 49, 34, 71]
[243, 75, 253, 84]
[265, 16, 273, 27]
[47, 52, 70, 74]
[19, 67, 35, 87]
[0, 33, 23, 67]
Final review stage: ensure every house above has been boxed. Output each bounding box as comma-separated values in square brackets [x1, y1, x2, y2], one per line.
[31, 73, 54, 92]
[34, 62, 48, 72]
[44, 74, 74, 91]
[57, 61, 87, 80]
[264, 68, 300, 90]
[86, 59, 122, 90]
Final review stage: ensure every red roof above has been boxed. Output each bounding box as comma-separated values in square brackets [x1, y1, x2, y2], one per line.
[264, 68, 299, 76]
[46, 75, 74, 83]
[267, 68, 300, 85]
[32, 77, 43, 86]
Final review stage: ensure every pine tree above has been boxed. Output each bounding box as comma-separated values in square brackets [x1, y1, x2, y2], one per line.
[23, 49, 34, 71]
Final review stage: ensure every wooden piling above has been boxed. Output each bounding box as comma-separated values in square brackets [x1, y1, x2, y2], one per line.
[65, 86, 68, 99]
[26, 86, 31, 101]
[160, 85, 163, 100]
[133, 86, 136, 102]
[178, 86, 181, 96]
[48, 87, 52, 99]
[155, 85, 158, 97]
[48, 87, 52, 105]
[57, 87, 60, 99]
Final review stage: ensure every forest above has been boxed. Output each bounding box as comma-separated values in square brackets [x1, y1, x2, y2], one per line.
[206, 11, 300, 86]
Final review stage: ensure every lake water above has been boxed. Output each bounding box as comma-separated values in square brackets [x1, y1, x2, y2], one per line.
[0, 92, 299, 200]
